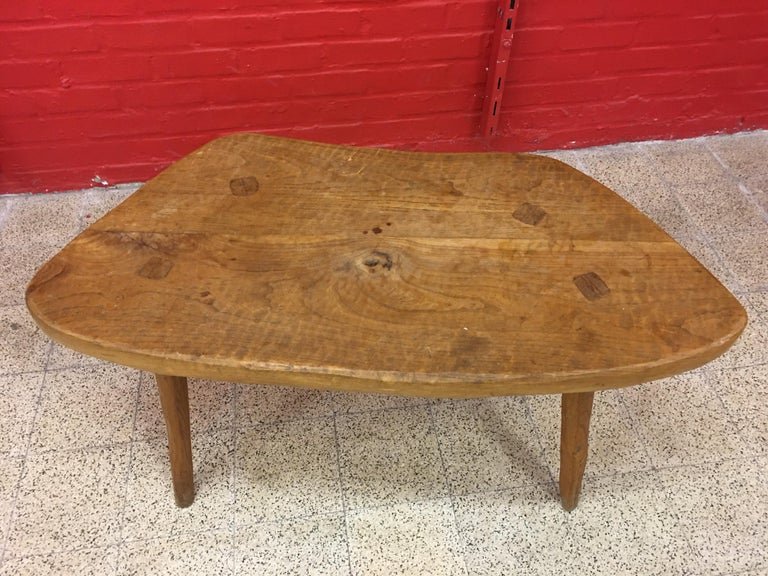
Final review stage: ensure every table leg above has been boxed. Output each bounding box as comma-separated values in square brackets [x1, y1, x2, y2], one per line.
[155, 374, 195, 507]
[559, 391, 594, 511]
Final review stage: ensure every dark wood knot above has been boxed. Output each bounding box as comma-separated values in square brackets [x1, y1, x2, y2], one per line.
[362, 250, 393, 272]
[513, 202, 547, 226]
[137, 257, 174, 280]
[229, 176, 259, 196]
[573, 272, 610, 301]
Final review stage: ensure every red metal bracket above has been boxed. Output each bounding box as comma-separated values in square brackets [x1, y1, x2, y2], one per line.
[480, 0, 520, 137]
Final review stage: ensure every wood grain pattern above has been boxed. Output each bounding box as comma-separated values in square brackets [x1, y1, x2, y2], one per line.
[26, 133, 747, 397]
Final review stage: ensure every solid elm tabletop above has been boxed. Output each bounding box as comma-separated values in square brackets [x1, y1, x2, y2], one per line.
[26, 133, 746, 510]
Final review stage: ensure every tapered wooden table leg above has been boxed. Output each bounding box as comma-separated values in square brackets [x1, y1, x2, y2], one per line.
[559, 391, 594, 511]
[155, 374, 195, 508]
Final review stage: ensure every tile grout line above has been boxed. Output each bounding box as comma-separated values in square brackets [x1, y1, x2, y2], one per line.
[113, 371, 145, 576]
[0, 337, 55, 565]
[0, 542, 121, 564]
[0, 362, 95, 380]
[426, 403, 471, 576]
[0, 196, 13, 230]
[112, 526, 231, 548]
[520, 396, 560, 492]
[116, 449, 755, 550]
[233, 398, 434, 432]
[519, 396, 578, 544]
[614, 390, 656, 472]
[614, 387, 706, 571]
[229, 383, 238, 576]
[699, 364, 754, 457]
[649, 452, 763, 476]
[635, 142, 747, 294]
[227, 507, 355, 536]
[330, 415, 355, 576]
[704, 140, 768, 224]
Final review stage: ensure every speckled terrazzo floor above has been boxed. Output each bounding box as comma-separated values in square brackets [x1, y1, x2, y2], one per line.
[1, 131, 767, 576]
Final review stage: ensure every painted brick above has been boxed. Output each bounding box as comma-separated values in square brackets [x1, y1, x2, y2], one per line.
[39, 0, 140, 20]
[714, 11, 768, 39]
[236, 44, 325, 74]
[558, 22, 638, 51]
[0, 61, 61, 89]
[633, 16, 720, 46]
[59, 54, 155, 84]
[117, 81, 207, 109]
[0, 2, 43, 22]
[0, 25, 101, 58]
[281, 9, 362, 40]
[0, 86, 122, 117]
[360, 4, 450, 36]
[95, 20, 197, 51]
[1, 0, 767, 193]
[202, 61, 483, 105]
[186, 15, 282, 46]
[151, 49, 238, 80]
[444, 0, 496, 30]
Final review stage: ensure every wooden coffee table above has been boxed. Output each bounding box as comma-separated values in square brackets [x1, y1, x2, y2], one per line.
[26, 133, 746, 511]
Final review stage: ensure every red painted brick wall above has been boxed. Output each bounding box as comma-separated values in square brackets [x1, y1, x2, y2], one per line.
[1, 0, 766, 193]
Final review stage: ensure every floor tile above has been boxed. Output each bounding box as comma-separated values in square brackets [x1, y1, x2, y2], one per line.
[709, 232, 768, 292]
[237, 383, 335, 427]
[576, 143, 657, 190]
[135, 378, 233, 440]
[336, 406, 447, 510]
[0, 306, 50, 375]
[6, 445, 129, 556]
[708, 366, 768, 456]
[121, 429, 234, 541]
[80, 186, 138, 228]
[431, 398, 549, 495]
[0, 547, 119, 576]
[536, 149, 580, 166]
[234, 418, 341, 526]
[621, 373, 748, 468]
[743, 175, 768, 214]
[331, 390, 432, 415]
[0, 192, 84, 247]
[528, 390, 652, 480]
[46, 341, 103, 370]
[656, 457, 768, 575]
[746, 291, 768, 317]
[643, 139, 731, 187]
[706, 131, 768, 191]
[0, 195, 12, 228]
[454, 483, 572, 576]
[347, 499, 466, 576]
[703, 314, 768, 371]
[30, 365, 141, 452]
[0, 372, 43, 456]
[673, 182, 767, 239]
[732, 569, 768, 576]
[0, 458, 24, 549]
[235, 513, 349, 576]
[117, 531, 232, 576]
[0, 242, 61, 307]
[562, 471, 696, 576]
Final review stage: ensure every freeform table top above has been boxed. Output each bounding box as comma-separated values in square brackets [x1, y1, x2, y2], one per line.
[26, 133, 746, 397]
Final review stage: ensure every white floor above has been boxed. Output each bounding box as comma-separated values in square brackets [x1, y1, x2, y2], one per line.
[0, 131, 766, 575]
